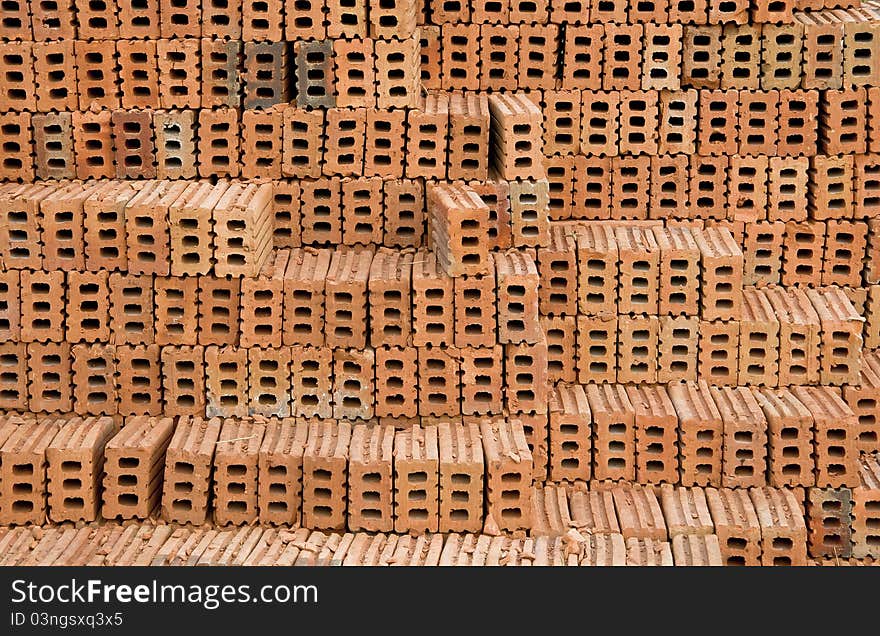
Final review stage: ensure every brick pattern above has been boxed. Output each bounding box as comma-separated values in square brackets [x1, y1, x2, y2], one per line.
[1, 0, 880, 568]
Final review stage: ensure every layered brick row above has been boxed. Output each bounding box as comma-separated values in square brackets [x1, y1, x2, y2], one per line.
[2, 465, 878, 563]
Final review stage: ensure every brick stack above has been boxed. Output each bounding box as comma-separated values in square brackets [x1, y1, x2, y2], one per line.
[1, 0, 880, 565]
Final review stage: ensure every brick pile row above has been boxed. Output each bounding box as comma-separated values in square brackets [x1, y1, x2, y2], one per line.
[1, 456, 878, 564]
[2, 0, 880, 567]
[0, 412, 878, 560]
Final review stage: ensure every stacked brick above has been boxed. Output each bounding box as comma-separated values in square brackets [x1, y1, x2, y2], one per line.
[1, 0, 880, 568]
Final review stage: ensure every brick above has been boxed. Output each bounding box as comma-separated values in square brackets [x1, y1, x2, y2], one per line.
[115, 344, 162, 416]
[280, 248, 329, 347]
[20, 269, 63, 343]
[151, 110, 197, 180]
[293, 39, 335, 110]
[348, 423, 394, 532]
[561, 24, 603, 90]
[492, 250, 541, 345]
[705, 487, 761, 566]
[32, 40, 77, 112]
[576, 315, 617, 384]
[459, 346, 504, 417]
[116, 40, 159, 110]
[213, 182, 274, 277]
[672, 534, 724, 566]
[0, 420, 59, 525]
[807, 287, 862, 386]
[248, 347, 291, 418]
[547, 384, 591, 483]
[364, 109, 405, 179]
[584, 383, 634, 482]
[820, 88, 867, 155]
[450, 272, 495, 349]
[74, 40, 119, 110]
[300, 176, 342, 246]
[204, 346, 248, 418]
[290, 346, 333, 419]
[504, 338, 547, 413]
[117, 0, 160, 38]
[37, 183, 94, 270]
[479, 24, 519, 92]
[110, 109, 155, 179]
[412, 251, 454, 347]
[843, 352, 880, 454]
[822, 219, 867, 287]
[341, 175, 382, 245]
[742, 221, 784, 286]
[243, 41, 289, 109]
[613, 484, 667, 542]
[843, 9, 880, 86]
[324, 248, 372, 349]
[626, 384, 679, 484]
[324, 107, 366, 177]
[657, 315, 699, 383]
[750, 487, 808, 566]
[614, 226, 659, 315]
[542, 315, 578, 384]
[579, 90, 619, 157]
[204, 0, 242, 38]
[375, 346, 418, 419]
[393, 424, 439, 534]
[517, 23, 560, 90]
[213, 419, 265, 526]
[437, 420, 482, 533]
[852, 454, 880, 558]
[653, 226, 701, 315]
[418, 25, 442, 91]
[155, 275, 199, 346]
[807, 487, 853, 558]
[777, 90, 818, 157]
[302, 420, 351, 531]
[658, 91, 698, 156]
[794, 386, 859, 489]
[197, 108, 240, 178]
[333, 348, 374, 421]
[737, 288, 779, 387]
[0, 113, 32, 181]
[375, 36, 420, 109]
[545, 156, 576, 221]
[72, 343, 117, 415]
[0, 271, 20, 344]
[160, 416, 220, 525]
[32, 116, 74, 177]
[660, 485, 714, 537]
[368, 249, 413, 347]
[688, 155, 728, 220]
[26, 342, 70, 413]
[418, 347, 460, 418]
[603, 23, 643, 91]
[488, 93, 544, 180]
[200, 38, 241, 109]
[574, 225, 617, 316]
[102, 416, 174, 520]
[157, 0, 199, 36]
[478, 418, 532, 532]
[720, 25, 761, 90]
[448, 93, 490, 181]
[241, 107, 284, 180]
[694, 227, 743, 321]
[239, 250, 288, 348]
[682, 25, 722, 89]
[257, 418, 307, 527]
[440, 23, 480, 91]
[46, 417, 117, 524]
[0, 185, 48, 270]
[761, 23, 804, 90]
[406, 93, 448, 180]
[855, 154, 880, 219]
[538, 229, 578, 318]
[509, 179, 551, 249]
[160, 345, 205, 417]
[667, 381, 723, 486]
[271, 180, 302, 249]
[167, 181, 223, 277]
[126, 181, 185, 275]
[617, 315, 659, 384]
